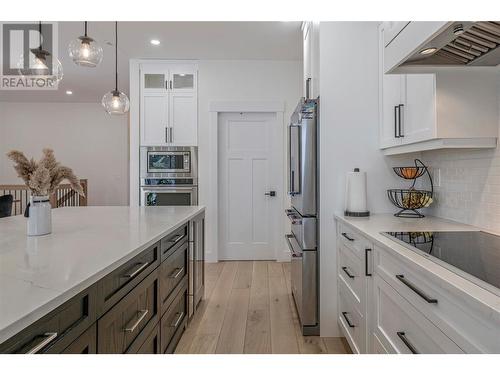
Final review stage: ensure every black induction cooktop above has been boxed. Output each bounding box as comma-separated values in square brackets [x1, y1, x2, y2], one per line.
[384, 231, 500, 294]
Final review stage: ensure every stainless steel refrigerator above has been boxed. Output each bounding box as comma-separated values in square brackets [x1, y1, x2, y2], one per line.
[285, 98, 319, 336]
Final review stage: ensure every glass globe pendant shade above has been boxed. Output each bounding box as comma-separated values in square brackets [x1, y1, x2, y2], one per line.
[102, 90, 130, 115]
[68, 36, 103, 67]
[16, 48, 64, 83]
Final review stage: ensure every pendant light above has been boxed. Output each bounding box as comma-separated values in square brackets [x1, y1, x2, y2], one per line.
[17, 21, 63, 82]
[102, 22, 129, 115]
[68, 22, 103, 67]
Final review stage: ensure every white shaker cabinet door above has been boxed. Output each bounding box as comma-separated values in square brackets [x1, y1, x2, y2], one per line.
[169, 92, 197, 146]
[403, 74, 436, 144]
[380, 74, 404, 149]
[141, 93, 169, 146]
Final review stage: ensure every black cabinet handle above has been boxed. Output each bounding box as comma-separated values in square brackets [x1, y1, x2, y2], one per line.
[341, 266, 355, 279]
[396, 275, 438, 304]
[394, 105, 399, 138]
[341, 312, 355, 328]
[365, 248, 372, 276]
[341, 232, 354, 242]
[397, 331, 419, 354]
[398, 104, 404, 137]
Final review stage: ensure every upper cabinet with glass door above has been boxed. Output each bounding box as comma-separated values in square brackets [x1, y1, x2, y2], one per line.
[139, 63, 198, 147]
[169, 66, 197, 92]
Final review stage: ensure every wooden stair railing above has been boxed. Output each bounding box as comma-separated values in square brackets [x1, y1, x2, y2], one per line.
[0, 179, 88, 216]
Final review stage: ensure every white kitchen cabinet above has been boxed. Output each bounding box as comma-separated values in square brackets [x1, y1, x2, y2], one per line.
[139, 63, 198, 146]
[336, 223, 374, 354]
[379, 24, 498, 155]
[373, 274, 463, 354]
[302, 22, 319, 99]
[336, 217, 500, 354]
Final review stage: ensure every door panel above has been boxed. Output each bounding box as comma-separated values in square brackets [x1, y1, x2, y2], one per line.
[380, 74, 403, 149]
[404, 74, 436, 144]
[141, 94, 168, 145]
[218, 112, 282, 260]
[169, 93, 197, 145]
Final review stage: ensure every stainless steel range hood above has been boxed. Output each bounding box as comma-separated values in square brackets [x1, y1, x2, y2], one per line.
[402, 21, 500, 67]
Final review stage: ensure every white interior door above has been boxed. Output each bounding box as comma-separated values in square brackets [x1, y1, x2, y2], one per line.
[218, 112, 282, 260]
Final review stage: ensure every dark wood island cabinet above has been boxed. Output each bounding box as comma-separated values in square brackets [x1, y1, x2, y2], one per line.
[0, 210, 204, 354]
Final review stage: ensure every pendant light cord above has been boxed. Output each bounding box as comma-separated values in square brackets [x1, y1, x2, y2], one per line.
[38, 21, 42, 50]
[84, 21, 88, 37]
[115, 21, 118, 92]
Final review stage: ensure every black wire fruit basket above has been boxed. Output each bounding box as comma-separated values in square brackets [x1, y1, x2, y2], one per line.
[387, 159, 434, 218]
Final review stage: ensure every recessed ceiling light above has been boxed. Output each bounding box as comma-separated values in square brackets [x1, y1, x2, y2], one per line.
[66, 90, 73, 95]
[150, 39, 160, 46]
[420, 47, 438, 55]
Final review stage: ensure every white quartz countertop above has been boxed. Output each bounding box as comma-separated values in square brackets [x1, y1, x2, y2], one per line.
[334, 213, 500, 317]
[0, 205, 205, 343]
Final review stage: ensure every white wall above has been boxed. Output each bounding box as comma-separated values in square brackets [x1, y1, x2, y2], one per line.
[0, 102, 129, 206]
[197, 59, 302, 262]
[319, 22, 412, 337]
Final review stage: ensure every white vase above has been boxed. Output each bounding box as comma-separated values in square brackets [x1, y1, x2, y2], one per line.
[27, 195, 52, 236]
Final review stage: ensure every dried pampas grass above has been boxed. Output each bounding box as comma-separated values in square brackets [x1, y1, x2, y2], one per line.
[7, 149, 84, 197]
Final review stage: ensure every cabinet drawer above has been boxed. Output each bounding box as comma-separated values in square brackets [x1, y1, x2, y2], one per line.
[96, 241, 160, 316]
[375, 245, 500, 353]
[160, 279, 188, 353]
[338, 222, 372, 260]
[97, 242, 160, 316]
[338, 244, 365, 305]
[136, 324, 161, 354]
[160, 242, 188, 313]
[97, 269, 160, 354]
[161, 224, 188, 261]
[338, 278, 365, 354]
[0, 286, 96, 354]
[61, 323, 96, 354]
[373, 274, 463, 354]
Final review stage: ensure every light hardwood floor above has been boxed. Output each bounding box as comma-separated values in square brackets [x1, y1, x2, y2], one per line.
[175, 261, 352, 354]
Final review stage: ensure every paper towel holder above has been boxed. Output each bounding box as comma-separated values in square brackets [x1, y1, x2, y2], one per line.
[345, 168, 370, 217]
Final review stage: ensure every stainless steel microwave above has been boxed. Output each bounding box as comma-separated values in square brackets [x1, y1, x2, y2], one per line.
[140, 146, 198, 178]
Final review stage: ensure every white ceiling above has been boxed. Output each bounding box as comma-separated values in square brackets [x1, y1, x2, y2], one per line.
[0, 21, 302, 103]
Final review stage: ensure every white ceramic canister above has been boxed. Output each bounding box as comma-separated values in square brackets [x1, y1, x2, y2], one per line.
[27, 195, 52, 236]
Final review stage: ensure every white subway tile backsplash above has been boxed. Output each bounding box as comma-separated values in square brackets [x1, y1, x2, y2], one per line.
[423, 147, 500, 232]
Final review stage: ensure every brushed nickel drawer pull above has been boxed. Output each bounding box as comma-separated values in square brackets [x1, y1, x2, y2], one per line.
[170, 312, 185, 328]
[123, 262, 149, 278]
[397, 331, 419, 354]
[341, 233, 355, 241]
[396, 274, 438, 304]
[169, 267, 184, 279]
[341, 312, 355, 328]
[124, 310, 149, 332]
[341, 266, 355, 279]
[24, 332, 58, 354]
[169, 234, 184, 244]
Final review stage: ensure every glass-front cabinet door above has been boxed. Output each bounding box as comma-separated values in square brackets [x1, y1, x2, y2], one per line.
[141, 66, 169, 93]
[170, 66, 197, 92]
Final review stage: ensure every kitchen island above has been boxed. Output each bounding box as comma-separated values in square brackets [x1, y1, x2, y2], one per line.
[0, 206, 205, 353]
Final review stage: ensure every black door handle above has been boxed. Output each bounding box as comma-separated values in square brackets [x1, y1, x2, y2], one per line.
[398, 104, 404, 137]
[397, 331, 419, 354]
[394, 105, 399, 138]
[341, 312, 355, 328]
[265, 191, 276, 197]
[396, 274, 438, 304]
[365, 248, 372, 276]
